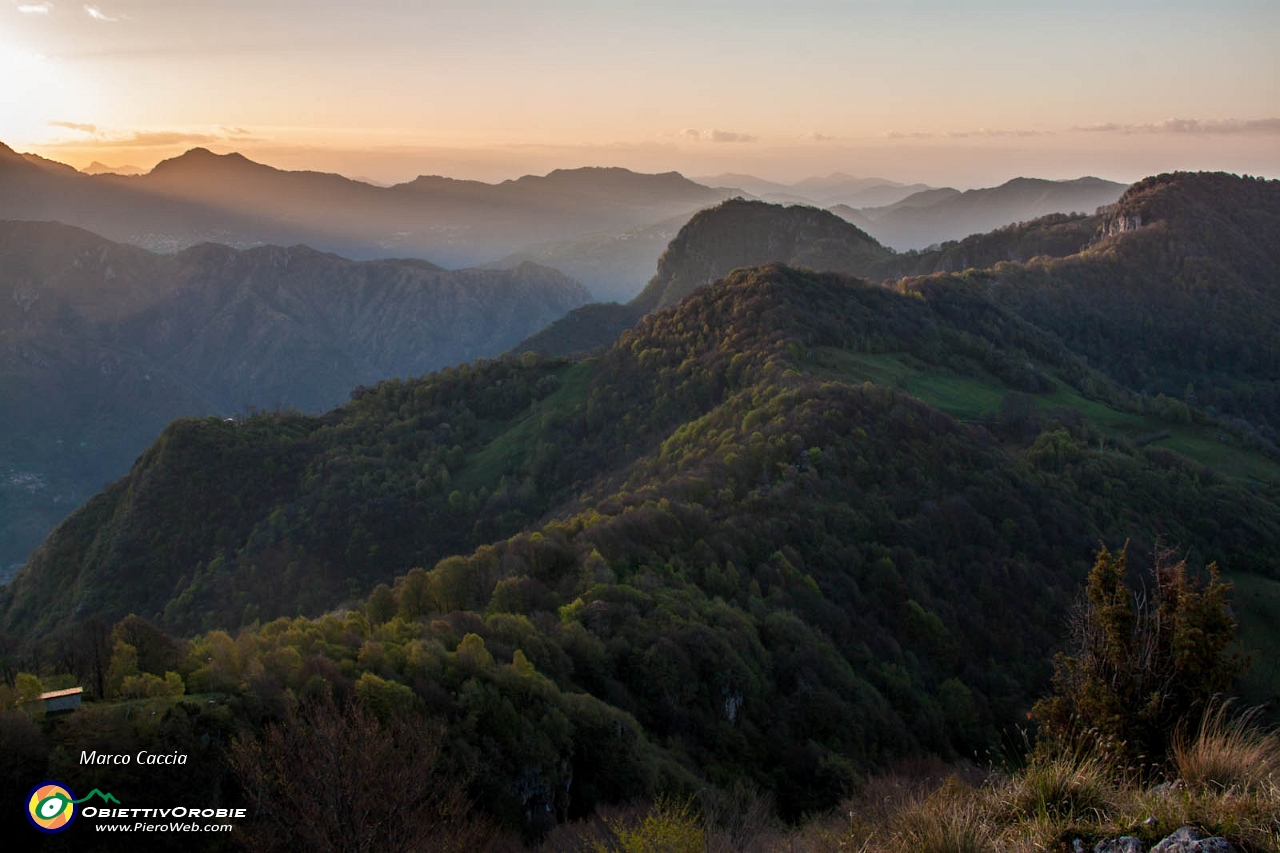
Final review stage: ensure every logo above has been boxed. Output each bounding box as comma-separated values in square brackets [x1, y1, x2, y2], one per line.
[25, 784, 120, 833]
[26, 782, 76, 833]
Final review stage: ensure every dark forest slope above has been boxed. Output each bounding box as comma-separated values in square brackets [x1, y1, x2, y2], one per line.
[7, 256, 1280, 823]
[0, 221, 589, 576]
[982, 173, 1280, 436]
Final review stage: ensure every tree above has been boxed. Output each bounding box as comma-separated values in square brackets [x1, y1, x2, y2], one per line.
[14, 672, 43, 706]
[112, 615, 184, 676]
[230, 689, 489, 853]
[1032, 543, 1244, 769]
[105, 641, 140, 698]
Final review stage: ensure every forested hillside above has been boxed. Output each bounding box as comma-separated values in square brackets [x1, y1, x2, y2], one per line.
[0, 220, 589, 579]
[985, 173, 1280, 435]
[2, 172, 1278, 845]
[515, 201, 1104, 357]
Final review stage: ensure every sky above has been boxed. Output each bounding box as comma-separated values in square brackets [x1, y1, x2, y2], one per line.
[2, 0, 1278, 186]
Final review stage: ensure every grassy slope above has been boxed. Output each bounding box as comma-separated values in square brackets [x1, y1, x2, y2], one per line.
[455, 361, 596, 494]
[809, 347, 1280, 484]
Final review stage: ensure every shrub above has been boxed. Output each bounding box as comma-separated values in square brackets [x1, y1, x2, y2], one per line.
[592, 797, 705, 853]
[1032, 543, 1244, 771]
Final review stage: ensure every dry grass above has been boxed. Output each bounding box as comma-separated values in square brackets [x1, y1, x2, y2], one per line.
[780, 718, 1280, 853]
[539, 717, 1280, 853]
[1172, 700, 1280, 793]
[882, 782, 994, 853]
[1004, 749, 1114, 823]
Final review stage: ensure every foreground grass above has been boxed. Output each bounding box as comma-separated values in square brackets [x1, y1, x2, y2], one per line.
[548, 708, 1280, 853]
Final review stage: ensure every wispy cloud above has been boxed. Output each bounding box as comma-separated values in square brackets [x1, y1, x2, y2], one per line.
[681, 128, 757, 143]
[1072, 117, 1280, 135]
[43, 126, 265, 148]
[48, 120, 97, 133]
[17, 2, 54, 13]
[100, 131, 229, 147]
[805, 132, 835, 142]
[83, 4, 117, 21]
[885, 127, 1047, 140]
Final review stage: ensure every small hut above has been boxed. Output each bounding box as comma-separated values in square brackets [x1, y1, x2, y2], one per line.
[39, 687, 83, 714]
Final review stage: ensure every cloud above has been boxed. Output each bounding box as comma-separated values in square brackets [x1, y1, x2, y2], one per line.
[48, 120, 97, 133]
[43, 127, 265, 148]
[680, 128, 757, 143]
[83, 4, 117, 21]
[886, 127, 1047, 140]
[106, 131, 229, 147]
[805, 132, 835, 142]
[17, 3, 53, 13]
[1072, 117, 1280, 135]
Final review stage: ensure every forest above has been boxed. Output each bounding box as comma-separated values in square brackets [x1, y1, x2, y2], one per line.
[2, 172, 1280, 850]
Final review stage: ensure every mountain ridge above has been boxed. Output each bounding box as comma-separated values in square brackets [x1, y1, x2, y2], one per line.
[0, 220, 591, 577]
[0, 142, 734, 269]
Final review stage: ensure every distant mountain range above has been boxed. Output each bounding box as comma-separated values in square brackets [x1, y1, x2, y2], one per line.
[82, 161, 145, 176]
[0, 220, 589, 579]
[836, 176, 1127, 250]
[0, 141, 730, 271]
[3, 142, 1127, 297]
[497, 175, 1126, 299]
[485, 213, 692, 303]
[694, 172, 936, 209]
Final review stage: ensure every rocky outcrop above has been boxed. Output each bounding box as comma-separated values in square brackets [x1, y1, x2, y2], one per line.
[1100, 208, 1144, 238]
[1150, 828, 1237, 853]
[1075, 827, 1238, 853]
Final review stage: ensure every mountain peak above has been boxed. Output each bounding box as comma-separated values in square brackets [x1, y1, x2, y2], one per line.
[83, 161, 145, 176]
[149, 147, 267, 177]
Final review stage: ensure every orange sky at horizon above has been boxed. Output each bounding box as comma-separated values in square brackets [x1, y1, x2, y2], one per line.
[3, 1, 1277, 186]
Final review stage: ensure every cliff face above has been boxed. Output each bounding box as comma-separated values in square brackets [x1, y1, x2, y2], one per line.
[1098, 206, 1144, 238]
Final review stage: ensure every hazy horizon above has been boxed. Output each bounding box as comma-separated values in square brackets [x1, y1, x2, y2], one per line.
[3, 0, 1278, 186]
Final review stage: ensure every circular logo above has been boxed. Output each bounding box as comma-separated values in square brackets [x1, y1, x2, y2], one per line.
[27, 782, 76, 833]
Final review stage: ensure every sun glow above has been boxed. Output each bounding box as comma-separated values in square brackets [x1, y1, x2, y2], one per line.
[0, 42, 96, 146]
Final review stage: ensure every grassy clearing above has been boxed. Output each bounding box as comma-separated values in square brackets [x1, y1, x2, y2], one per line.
[809, 349, 1007, 422]
[1173, 701, 1280, 792]
[454, 361, 594, 493]
[808, 347, 1280, 483]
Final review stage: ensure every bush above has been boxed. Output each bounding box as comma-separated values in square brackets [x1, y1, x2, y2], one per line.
[592, 797, 705, 853]
[1032, 543, 1244, 771]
